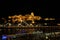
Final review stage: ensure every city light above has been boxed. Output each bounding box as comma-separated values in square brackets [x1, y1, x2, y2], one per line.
[2, 35, 7, 40]
[0, 12, 60, 40]
[7, 12, 41, 23]
[44, 18, 55, 20]
[57, 23, 60, 26]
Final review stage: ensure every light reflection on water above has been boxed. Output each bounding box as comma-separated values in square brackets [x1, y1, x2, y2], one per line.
[2, 31, 60, 40]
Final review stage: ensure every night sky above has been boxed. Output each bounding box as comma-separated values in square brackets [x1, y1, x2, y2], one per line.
[0, 0, 47, 18]
[0, 0, 59, 18]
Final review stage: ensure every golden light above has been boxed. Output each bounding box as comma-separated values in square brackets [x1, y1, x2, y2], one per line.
[12, 19, 15, 23]
[17, 19, 23, 22]
[44, 18, 55, 20]
[27, 12, 41, 21]
[57, 23, 60, 26]
[31, 12, 34, 16]
[8, 16, 11, 19]
[44, 18, 49, 20]
[8, 12, 42, 23]
[34, 16, 42, 20]
[32, 20, 35, 24]
[30, 23, 33, 26]
[49, 18, 55, 20]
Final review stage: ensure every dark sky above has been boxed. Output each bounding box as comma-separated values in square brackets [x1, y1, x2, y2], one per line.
[0, 0, 59, 18]
[0, 0, 47, 18]
[0, 0, 60, 23]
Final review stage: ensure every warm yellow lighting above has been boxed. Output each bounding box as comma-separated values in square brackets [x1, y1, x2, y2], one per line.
[57, 23, 60, 26]
[8, 16, 11, 19]
[31, 12, 34, 16]
[32, 20, 35, 24]
[30, 23, 33, 27]
[46, 36, 48, 39]
[30, 24, 33, 26]
[49, 18, 55, 20]
[44, 18, 49, 20]
[34, 16, 42, 20]
[27, 12, 41, 21]
[44, 18, 55, 20]
[8, 12, 42, 23]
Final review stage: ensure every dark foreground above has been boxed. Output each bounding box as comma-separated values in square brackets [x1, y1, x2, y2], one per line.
[0, 26, 60, 40]
[1, 32, 60, 40]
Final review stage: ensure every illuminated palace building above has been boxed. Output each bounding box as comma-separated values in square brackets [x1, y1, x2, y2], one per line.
[0, 12, 60, 40]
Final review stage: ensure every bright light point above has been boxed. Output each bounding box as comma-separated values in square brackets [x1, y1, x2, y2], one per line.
[8, 16, 11, 18]
[46, 36, 48, 39]
[7, 12, 42, 23]
[32, 20, 35, 23]
[57, 23, 60, 26]
[44, 23, 47, 25]
[44, 18, 55, 20]
[49, 18, 55, 20]
[31, 12, 34, 16]
[30, 24, 33, 25]
[44, 18, 49, 20]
